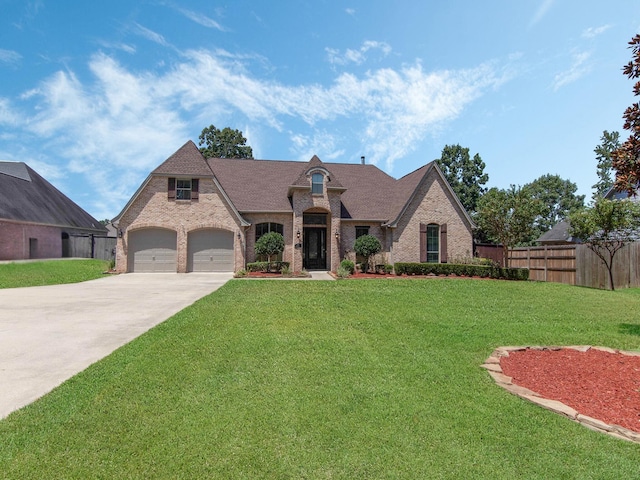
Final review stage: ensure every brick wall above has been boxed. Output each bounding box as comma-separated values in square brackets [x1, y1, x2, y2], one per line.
[243, 213, 294, 265]
[0, 220, 62, 260]
[291, 181, 342, 272]
[116, 177, 243, 273]
[391, 173, 473, 264]
[339, 221, 390, 266]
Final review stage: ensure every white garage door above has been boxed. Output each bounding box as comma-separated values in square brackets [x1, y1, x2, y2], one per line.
[128, 229, 177, 273]
[187, 229, 234, 272]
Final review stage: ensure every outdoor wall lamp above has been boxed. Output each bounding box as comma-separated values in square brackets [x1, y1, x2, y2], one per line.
[237, 231, 241, 239]
[335, 230, 339, 240]
[118, 229, 123, 238]
[297, 230, 301, 239]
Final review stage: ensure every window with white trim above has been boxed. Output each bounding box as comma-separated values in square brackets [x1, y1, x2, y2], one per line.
[176, 179, 192, 200]
[311, 173, 323, 194]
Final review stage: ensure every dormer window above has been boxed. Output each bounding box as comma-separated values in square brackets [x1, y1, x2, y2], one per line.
[311, 173, 323, 194]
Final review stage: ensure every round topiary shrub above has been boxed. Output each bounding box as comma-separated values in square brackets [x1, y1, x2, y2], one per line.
[353, 234, 382, 273]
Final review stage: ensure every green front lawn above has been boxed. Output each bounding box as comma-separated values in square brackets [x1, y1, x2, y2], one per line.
[1, 279, 639, 478]
[0, 259, 109, 288]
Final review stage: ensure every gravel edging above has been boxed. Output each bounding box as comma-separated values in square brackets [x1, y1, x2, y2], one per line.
[482, 346, 640, 444]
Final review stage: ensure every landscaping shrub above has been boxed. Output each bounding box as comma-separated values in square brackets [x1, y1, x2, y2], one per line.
[246, 261, 290, 273]
[254, 232, 285, 272]
[340, 259, 355, 275]
[336, 266, 351, 278]
[393, 262, 529, 280]
[353, 235, 382, 273]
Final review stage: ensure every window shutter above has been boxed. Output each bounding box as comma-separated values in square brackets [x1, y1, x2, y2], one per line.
[168, 178, 176, 199]
[419, 223, 427, 263]
[440, 223, 448, 263]
[191, 178, 199, 199]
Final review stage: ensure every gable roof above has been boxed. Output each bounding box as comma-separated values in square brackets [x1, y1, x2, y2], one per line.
[537, 220, 580, 244]
[152, 140, 214, 177]
[0, 161, 106, 232]
[116, 140, 475, 228]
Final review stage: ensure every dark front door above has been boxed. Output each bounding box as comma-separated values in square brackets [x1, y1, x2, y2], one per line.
[303, 227, 326, 270]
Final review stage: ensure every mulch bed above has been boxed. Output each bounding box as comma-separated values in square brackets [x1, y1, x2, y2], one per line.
[500, 347, 640, 433]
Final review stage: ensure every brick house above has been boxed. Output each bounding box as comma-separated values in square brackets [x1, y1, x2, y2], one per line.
[0, 161, 106, 260]
[113, 141, 474, 273]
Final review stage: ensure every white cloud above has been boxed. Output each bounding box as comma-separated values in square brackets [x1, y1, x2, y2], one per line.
[7, 48, 507, 218]
[175, 7, 226, 31]
[0, 49, 22, 65]
[553, 50, 591, 91]
[529, 0, 555, 28]
[345, 8, 356, 16]
[326, 41, 392, 66]
[582, 25, 611, 39]
[132, 22, 170, 47]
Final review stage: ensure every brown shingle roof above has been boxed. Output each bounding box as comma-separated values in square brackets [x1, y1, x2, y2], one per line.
[134, 141, 473, 228]
[208, 156, 422, 221]
[153, 140, 214, 177]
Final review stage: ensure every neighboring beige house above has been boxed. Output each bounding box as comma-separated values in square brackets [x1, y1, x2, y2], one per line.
[112, 141, 474, 273]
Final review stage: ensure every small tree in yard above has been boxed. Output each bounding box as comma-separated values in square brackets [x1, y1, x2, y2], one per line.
[569, 198, 640, 290]
[254, 232, 285, 272]
[354, 234, 382, 273]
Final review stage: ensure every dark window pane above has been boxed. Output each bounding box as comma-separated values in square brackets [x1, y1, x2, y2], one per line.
[355, 226, 369, 238]
[312, 173, 323, 194]
[426, 224, 439, 263]
[303, 214, 327, 225]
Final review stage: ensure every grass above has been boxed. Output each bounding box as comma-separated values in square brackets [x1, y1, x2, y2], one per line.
[0, 259, 110, 288]
[1, 279, 640, 478]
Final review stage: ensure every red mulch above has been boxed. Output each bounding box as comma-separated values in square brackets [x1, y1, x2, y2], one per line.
[500, 348, 640, 433]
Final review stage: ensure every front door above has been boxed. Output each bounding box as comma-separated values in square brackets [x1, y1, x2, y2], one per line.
[303, 227, 326, 270]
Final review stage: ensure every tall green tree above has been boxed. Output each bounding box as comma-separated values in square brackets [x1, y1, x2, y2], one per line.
[476, 186, 543, 267]
[436, 144, 488, 214]
[198, 125, 254, 159]
[523, 174, 585, 240]
[593, 131, 620, 199]
[569, 198, 640, 290]
[612, 34, 640, 193]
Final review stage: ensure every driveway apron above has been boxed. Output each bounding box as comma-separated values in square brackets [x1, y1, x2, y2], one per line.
[0, 273, 232, 419]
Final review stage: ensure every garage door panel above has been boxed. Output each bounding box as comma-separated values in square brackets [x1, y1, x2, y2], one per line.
[129, 229, 177, 273]
[188, 229, 234, 272]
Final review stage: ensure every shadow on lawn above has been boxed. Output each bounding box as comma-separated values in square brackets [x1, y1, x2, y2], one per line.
[619, 323, 640, 336]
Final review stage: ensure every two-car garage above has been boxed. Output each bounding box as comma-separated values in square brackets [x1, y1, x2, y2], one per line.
[127, 228, 234, 273]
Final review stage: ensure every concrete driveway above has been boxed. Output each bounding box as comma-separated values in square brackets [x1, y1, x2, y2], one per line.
[0, 273, 232, 419]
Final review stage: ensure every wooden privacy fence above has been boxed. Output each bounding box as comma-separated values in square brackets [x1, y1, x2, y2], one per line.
[509, 243, 640, 290]
[65, 235, 116, 261]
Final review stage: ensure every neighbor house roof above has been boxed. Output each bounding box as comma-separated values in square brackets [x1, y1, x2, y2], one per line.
[537, 220, 580, 245]
[0, 161, 106, 232]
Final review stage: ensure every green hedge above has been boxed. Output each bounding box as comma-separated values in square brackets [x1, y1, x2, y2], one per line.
[393, 263, 529, 281]
[246, 261, 290, 273]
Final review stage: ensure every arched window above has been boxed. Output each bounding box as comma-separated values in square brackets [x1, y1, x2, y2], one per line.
[255, 222, 284, 261]
[311, 173, 323, 194]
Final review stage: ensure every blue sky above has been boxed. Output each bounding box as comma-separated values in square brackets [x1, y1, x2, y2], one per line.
[1, 1, 639, 220]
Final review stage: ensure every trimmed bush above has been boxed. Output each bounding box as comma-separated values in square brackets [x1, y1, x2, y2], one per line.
[340, 259, 355, 275]
[246, 261, 290, 273]
[393, 262, 529, 281]
[336, 266, 351, 278]
[354, 235, 382, 273]
[254, 232, 285, 272]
